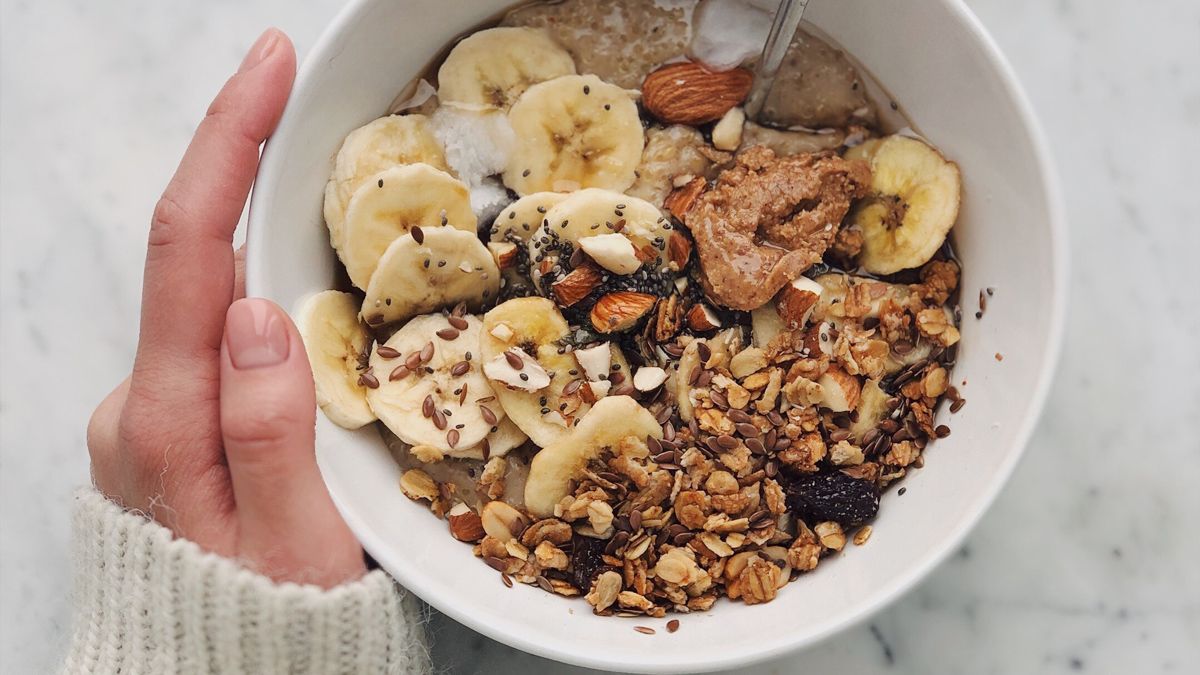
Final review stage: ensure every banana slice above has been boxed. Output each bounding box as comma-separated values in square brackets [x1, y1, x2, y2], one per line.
[437, 27, 576, 111]
[447, 416, 527, 460]
[360, 226, 499, 327]
[673, 328, 743, 422]
[338, 164, 477, 290]
[530, 188, 672, 285]
[848, 379, 890, 444]
[481, 297, 631, 447]
[324, 115, 449, 249]
[750, 304, 787, 348]
[504, 74, 644, 195]
[845, 135, 961, 274]
[489, 192, 567, 243]
[524, 395, 663, 517]
[297, 291, 376, 429]
[366, 314, 502, 452]
[811, 273, 913, 323]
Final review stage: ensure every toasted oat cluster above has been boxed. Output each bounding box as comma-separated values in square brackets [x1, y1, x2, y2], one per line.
[301, 0, 969, 624]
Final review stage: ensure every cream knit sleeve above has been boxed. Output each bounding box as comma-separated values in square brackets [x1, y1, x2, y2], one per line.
[62, 489, 431, 674]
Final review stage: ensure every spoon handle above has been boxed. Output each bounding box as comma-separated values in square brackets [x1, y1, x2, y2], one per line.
[744, 0, 810, 121]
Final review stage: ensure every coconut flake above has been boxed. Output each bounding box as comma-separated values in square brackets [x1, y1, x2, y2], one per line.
[393, 79, 437, 112]
[470, 177, 511, 223]
[431, 105, 515, 191]
[689, 0, 775, 71]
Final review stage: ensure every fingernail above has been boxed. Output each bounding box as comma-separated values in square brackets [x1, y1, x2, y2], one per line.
[226, 299, 290, 369]
[238, 28, 281, 73]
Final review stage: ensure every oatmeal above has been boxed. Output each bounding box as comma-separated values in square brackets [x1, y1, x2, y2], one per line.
[297, 0, 966, 621]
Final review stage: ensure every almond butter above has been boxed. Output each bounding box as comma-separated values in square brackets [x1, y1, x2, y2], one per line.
[663, 176, 707, 222]
[666, 230, 693, 271]
[551, 262, 602, 307]
[590, 291, 656, 333]
[686, 303, 722, 332]
[642, 61, 753, 125]
[448, 509, 486, 542]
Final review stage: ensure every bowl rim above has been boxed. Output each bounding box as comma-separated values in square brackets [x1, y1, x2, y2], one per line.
[246, 0, 1068, 670]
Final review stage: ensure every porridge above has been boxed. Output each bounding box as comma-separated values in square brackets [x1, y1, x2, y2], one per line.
[299, 0, 965, 620]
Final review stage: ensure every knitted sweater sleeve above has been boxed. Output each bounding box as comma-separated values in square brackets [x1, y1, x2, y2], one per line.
[62, 489, 431, 675]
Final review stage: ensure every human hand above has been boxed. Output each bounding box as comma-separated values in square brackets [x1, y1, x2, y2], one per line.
[86, 29, 365, 588]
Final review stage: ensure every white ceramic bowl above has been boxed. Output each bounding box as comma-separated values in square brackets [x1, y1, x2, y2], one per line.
[247, 1, 1067, 671]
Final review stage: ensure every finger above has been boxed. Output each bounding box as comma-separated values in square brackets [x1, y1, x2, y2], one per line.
[86, 377, 131, 497]
[133, 29, 296, 394]
[234, 244, 247, 300]
[219, 298, 365, 587]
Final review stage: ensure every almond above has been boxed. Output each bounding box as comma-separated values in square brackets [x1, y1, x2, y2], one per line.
[642, 61, 753, 125]
[817, 365, 862, 412]
[666, 230, 694, 271]
[551, 262, 602, 307]
[663, 177, 707, 222]
[777, 277, 824, 330]
[448, 507, 486, 543]
[590, 291, 656, 333]
[686, 303, 722, 332]
[580, 379, 611, 404]
[480, 501, 530, 543]
[652, 294, 683, 342]
[633, 366, 668, 391]
[801, 321, 835, 357]
[487, 241, 518, 270]
[573, 342, 612, 381]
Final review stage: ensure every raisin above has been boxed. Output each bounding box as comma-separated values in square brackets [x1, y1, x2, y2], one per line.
[569, 536, 612, 590]
[786, 472, 879, 527]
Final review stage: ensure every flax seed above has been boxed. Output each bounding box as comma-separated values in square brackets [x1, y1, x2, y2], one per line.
[479, 405, 497, 425]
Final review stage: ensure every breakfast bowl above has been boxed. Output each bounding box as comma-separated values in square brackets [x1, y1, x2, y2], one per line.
[246, 0, 1067, 671]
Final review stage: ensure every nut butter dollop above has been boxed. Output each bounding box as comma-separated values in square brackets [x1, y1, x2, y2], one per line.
[684, 146, 871, 311]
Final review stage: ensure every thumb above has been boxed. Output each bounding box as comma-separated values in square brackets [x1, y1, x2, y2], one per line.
[219, 298, 365, 587]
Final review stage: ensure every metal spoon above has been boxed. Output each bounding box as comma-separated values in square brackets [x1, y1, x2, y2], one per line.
[743, 0, 810, 120]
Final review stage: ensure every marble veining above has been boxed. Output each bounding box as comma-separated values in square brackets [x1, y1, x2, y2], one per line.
[2, 0, 1198, 672]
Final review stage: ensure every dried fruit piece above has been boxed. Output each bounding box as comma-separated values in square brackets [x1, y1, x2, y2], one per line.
[571, 535, 612, 590]
[785, 472, 880, 527]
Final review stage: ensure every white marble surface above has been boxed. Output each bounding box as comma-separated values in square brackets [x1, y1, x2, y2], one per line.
[2, 0, 1198, 672]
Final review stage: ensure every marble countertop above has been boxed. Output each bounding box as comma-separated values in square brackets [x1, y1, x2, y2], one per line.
[2, 0, 1198, 672]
